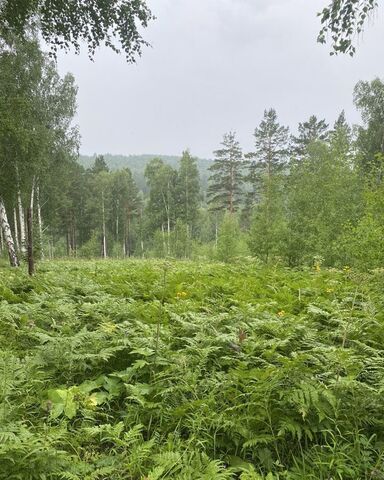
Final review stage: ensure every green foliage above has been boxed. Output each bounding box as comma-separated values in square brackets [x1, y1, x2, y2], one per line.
[208, 132, 246, 213]
[318, 0, 378, 56]
[248, 175, 287, 263]
[1, 259, 384, 478]
[216, 212, 241, 262]
[0, 0, 153, 61]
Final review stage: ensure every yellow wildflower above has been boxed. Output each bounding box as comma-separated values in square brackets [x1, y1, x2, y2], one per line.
[100, 322, 117, 334]
[277, 310, 285, 317]
[176, 291, 188, 298]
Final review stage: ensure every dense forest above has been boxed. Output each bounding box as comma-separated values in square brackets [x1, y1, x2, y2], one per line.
[1, 37, 384, 269]
[2, 1, 384, 479]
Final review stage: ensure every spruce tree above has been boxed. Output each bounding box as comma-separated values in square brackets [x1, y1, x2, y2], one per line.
[207, 132, 245, 213]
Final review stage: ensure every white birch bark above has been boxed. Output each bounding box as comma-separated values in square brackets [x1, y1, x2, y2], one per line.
[17, 189, 26, 253]
[13, 208, 19, 252]
[36, 183, 44, 259]
[0, 225, 3, 255]
[0, 197, 19, 267]
[101, 190, 107, 258]
[15, 164, 26, 253]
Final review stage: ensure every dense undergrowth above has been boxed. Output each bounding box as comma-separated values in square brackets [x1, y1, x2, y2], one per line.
[1, 260, 384, 479]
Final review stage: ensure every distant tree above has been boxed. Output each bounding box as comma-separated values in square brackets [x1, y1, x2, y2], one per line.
[292, 115, 329, 158]
[354, 78, 384, 179]
[285, 142, 360, 266]
[247, 108, 289, 202]
[330, 111, 353, 159]
[111, 168, 141, 256]
[145, 158, 177, 255]
[217, 212, 240, 262]
[248, 175, 287, 263]
[174, 150, 200, 256]
[0, 0, 153, 61]
[208, 132, 246, 213]
[90, 155, 109, 175]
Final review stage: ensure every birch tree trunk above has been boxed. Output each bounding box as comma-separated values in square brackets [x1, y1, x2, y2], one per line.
[36, 183, 44, 259]
[101, 190, 107, 258]
[0, 197, 19, 267]
[13, 208, 19, 252]
[139, 208, 144, 258]
[27, 207, 35, 276]
[15, 164, 26, 253]
[161, 224, 166, 257]
[26, 178, 37, 273]
[17, 189, 26, 253]
[0, 226, 3, 256]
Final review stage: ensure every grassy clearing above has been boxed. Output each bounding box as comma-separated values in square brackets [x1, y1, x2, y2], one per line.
[1, 260, 384, 479]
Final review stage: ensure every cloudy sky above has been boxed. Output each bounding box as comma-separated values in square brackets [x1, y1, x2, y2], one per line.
[57, 0, 384, 159]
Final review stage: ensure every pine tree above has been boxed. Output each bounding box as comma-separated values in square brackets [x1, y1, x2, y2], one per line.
[247, 108, 289, 202]
[207, 132, 245, 213]
[292, 115, 329, 157]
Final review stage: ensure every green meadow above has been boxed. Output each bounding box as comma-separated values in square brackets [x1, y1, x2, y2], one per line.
[1, 260, 384, 479]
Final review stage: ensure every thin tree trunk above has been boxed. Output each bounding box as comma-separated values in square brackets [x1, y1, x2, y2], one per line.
[101, 190, 107, 258]
[0, 197, 19, 267]
[66, 228, 71, 256]
[161, 224, 166, 257]
[36, 183, 44, 259]
[0, 225, 3, 256]
[139, 208, 144, 258]
[27, 207, 34, 276]
[127, 213, 131, 257]
[215, 215, 218, 250]
[15, 163, 26, 253]
[13, 208, 19, 252]
[116, 200, 120, 256]
[17, 189, 26, 253]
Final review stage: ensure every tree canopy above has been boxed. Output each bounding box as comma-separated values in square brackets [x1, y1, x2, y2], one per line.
[318, 0, 378, 55]
[0, 0, 153, 60]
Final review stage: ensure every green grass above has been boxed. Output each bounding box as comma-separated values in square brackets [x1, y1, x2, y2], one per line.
[1, 259, 384, 479]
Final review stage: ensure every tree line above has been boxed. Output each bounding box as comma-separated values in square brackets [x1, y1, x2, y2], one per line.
[1, 38, 384, 270]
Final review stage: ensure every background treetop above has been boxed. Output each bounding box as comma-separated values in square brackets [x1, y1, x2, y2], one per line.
[0, 0, 154, 60]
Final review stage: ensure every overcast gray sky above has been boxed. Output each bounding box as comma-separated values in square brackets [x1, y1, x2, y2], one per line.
[56, 0, 384, 159]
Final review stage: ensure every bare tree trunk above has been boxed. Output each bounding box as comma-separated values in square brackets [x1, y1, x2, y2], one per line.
[15, 165, 26, 253]
[215, 217, 218, 250]
[27, 207, 34, 276]
[0, 225, 3, 256]
[139, 208, 144, 258]
[0, 197, 19, 267]
[36, 183, 44, 259]
[116, 199, 119, 242]
[161, 224, 166, 257]
[101, 190, 107, 258]
[13, 208, 19, 252]
[127, 214, 131, 257]
[17, 189, 26, 253]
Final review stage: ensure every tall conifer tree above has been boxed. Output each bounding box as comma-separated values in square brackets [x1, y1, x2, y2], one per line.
[207, 132, 245, 213]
